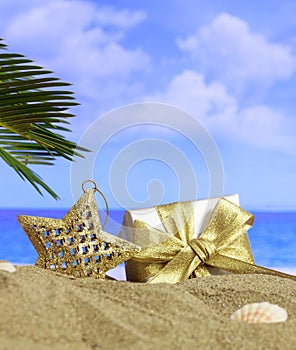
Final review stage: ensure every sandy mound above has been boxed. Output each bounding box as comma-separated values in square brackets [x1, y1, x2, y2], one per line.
[0, 266, 295, 349]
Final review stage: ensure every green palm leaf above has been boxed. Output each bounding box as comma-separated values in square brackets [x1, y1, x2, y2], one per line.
[0, 38, 89, 199]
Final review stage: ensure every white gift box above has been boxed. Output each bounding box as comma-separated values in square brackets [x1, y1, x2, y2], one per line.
[120, 194, 240, 281]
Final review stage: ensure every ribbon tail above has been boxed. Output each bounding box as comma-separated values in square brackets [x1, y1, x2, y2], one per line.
[207, 254, 296, 281]
[127, 220, 185, 282]
[147, 246, 200, 284]
[192, 265, 211, 278]
[126, 237, 183, 282]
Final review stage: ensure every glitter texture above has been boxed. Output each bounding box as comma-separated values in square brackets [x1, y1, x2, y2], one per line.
[18, 188, 140, 279]
[127, 198, 296, 283]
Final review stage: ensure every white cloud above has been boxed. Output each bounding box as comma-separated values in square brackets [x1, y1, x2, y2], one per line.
[148, 70, 237, 119]
[1, 4, 295, 153]
[4, 1, 145, 42]
[178, 13, 296, 93]
[148, 69, 296, 153]
[92, 7, 146, 28]
[1, 0, 150, 105]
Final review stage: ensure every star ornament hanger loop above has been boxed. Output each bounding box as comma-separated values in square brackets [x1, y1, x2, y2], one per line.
[18, 181, 140, 279]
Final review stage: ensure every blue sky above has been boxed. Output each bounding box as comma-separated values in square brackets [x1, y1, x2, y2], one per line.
[1, 0, 296, 210]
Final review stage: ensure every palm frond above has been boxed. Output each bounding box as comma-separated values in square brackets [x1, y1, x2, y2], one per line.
[0, 38, 89, 199]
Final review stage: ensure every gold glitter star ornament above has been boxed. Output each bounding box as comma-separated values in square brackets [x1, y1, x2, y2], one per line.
[18, 183, 140, 279]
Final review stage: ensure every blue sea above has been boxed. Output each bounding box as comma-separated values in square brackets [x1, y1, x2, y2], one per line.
[1, 209, 296, 273]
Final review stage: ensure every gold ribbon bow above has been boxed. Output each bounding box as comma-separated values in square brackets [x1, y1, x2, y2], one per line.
[127, 198, 296, 284]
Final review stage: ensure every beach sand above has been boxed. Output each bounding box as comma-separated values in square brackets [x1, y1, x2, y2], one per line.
[0, 266, 295, 350]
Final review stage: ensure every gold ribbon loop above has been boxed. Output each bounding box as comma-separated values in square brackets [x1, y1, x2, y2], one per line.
[128, 197, 296, 284]
[189, 238, 216, 263]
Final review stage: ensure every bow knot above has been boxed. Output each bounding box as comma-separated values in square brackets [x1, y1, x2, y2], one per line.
[127, 198, 296, 283]
[189, 238, 216, 263]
